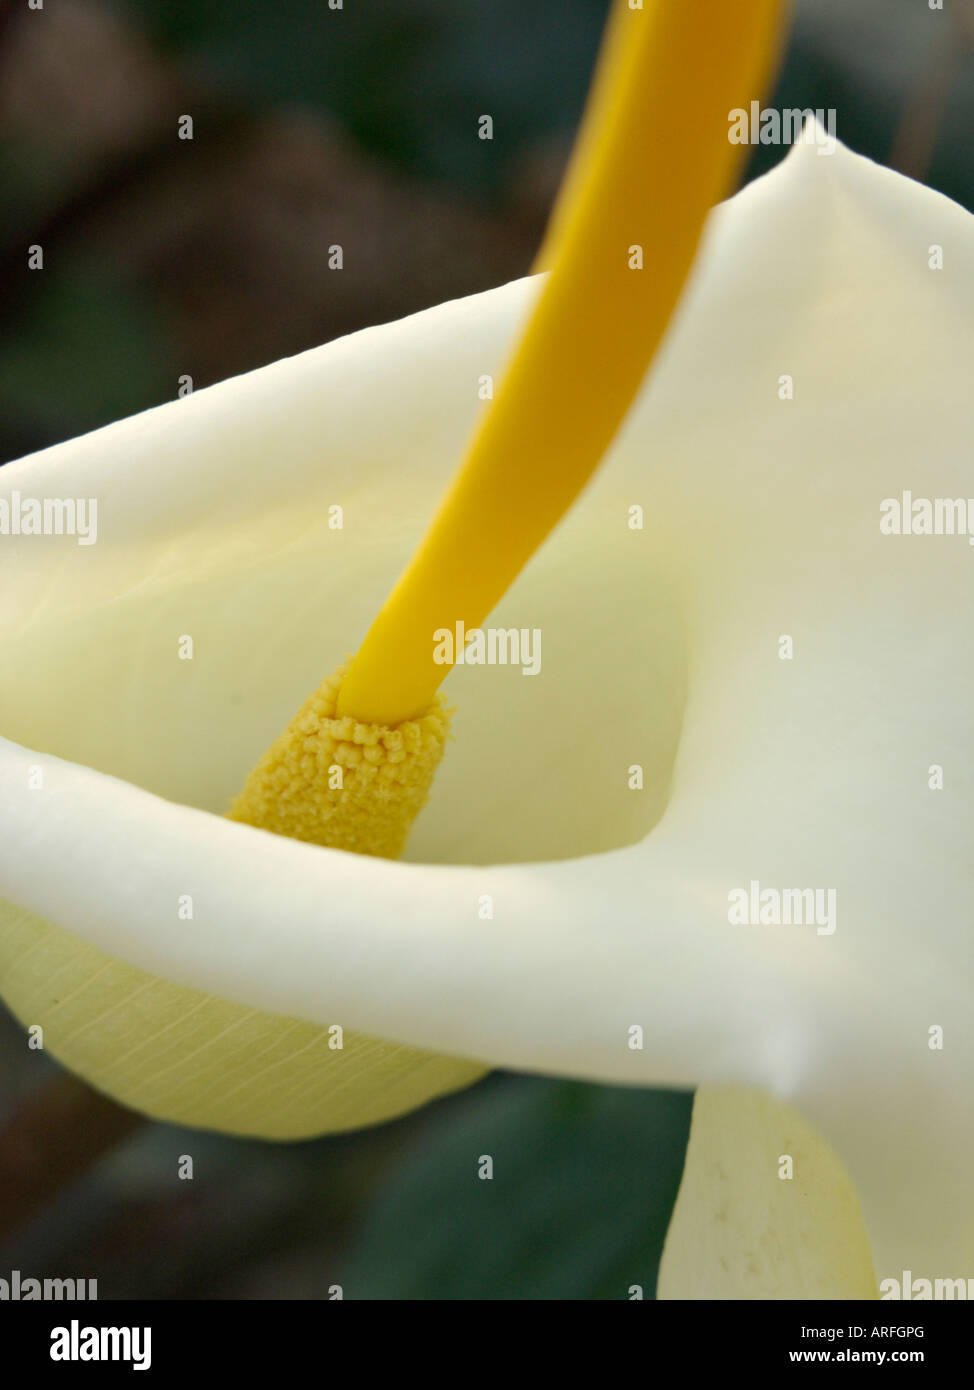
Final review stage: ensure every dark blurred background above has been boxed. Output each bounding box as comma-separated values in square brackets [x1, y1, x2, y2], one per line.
[1, 0, 973, 1298]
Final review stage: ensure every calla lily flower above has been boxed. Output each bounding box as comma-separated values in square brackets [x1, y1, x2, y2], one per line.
[1, 133, 972, 1298]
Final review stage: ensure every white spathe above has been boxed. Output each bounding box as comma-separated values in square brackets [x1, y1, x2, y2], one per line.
[0, 136, 971, 1280]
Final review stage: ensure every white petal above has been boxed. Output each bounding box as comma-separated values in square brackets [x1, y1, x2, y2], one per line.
[659, 1088, 877, 1299]
[1, 138, 971, 1274]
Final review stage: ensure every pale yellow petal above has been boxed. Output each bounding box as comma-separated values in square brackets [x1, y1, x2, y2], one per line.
[0, 902, 482, 1139]
[658, 1087, 878, 1300]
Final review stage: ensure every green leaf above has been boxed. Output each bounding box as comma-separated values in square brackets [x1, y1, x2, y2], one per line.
[341, 1075, 693, 1300]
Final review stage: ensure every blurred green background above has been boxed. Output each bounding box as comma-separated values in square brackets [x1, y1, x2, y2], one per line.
[1, 0, 973, 1298]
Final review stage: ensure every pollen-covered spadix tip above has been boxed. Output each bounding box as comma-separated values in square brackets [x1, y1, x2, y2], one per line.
[229, 661, 451, 860]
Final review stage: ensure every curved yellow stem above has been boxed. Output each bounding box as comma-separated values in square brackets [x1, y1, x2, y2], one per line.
[338, 0, 785, 725]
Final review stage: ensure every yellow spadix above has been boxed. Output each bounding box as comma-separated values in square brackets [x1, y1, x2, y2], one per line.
[233, 0, 784, 859]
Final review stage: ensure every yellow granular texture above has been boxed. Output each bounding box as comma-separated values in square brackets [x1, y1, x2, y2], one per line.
[228, 661, 451, 859]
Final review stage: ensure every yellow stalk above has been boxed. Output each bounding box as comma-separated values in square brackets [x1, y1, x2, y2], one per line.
[337, 0, 784, 726]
